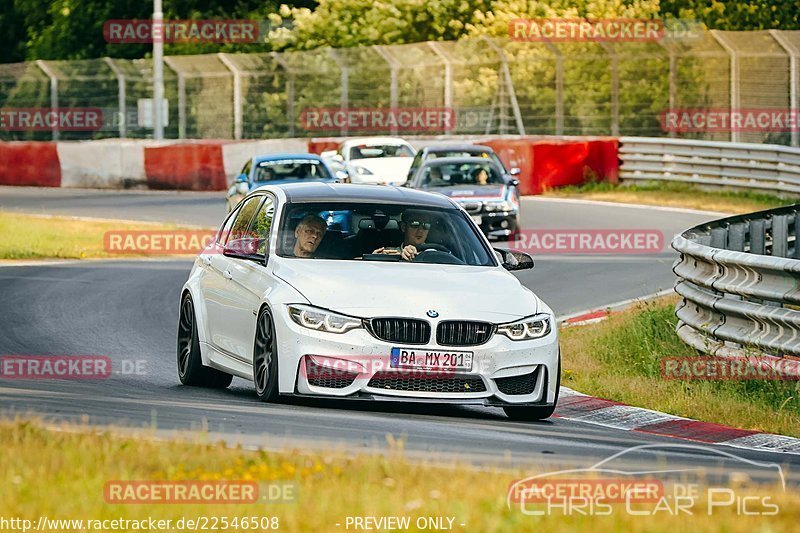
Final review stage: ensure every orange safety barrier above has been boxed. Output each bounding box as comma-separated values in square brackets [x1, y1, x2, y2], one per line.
[0, 141, 61, 187]
[307, 139, 341, 155]
[144, 141, 228, 190]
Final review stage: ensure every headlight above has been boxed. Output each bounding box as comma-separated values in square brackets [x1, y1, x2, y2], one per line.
[497, 314, 551, 340]
[353, 166, 373, 175]
[287, 304, 362, 334]
[484, 200, 515, 213]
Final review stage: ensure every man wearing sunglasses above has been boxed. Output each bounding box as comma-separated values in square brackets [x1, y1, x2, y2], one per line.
[373, 209, 432, 261]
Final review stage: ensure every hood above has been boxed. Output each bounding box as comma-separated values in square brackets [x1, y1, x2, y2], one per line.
[271, 258, 539, 322]
[428, 185, 506, 199]
[349, 158, 413, 183]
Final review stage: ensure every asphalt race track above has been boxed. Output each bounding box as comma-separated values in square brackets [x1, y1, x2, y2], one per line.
[1, 187, 797, 482]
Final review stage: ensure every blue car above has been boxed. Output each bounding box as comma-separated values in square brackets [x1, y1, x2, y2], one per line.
[226, 154, 346, 212]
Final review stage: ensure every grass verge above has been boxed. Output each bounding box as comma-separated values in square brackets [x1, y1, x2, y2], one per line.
[1, 419, 798, 532]
[0, 212, 210, 260]
[560, 297, 800, 437]
[544, 181, 797, 214]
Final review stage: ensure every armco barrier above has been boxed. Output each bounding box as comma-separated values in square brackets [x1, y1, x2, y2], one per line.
[0, 141, 61, 187]
[672, 204, 800, 358]
[620, 137, 800, 194]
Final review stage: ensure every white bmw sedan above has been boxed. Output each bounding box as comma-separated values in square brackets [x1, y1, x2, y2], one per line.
[178, 182, 560, 420]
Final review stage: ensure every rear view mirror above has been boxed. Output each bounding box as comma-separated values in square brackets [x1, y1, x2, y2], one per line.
[493, 247, 534, 271]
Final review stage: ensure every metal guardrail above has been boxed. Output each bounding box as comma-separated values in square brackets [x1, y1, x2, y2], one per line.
[672, 204, 800, 358]
[620, 137, 800, 194]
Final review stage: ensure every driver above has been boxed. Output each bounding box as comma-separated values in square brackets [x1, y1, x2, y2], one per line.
[473, 167, 490, 185]
[373, 210, 432, 261]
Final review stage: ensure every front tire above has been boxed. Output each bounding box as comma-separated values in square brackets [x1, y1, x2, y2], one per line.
[253, 307, 279, 402]
[177, 294, 233, 388]
[503, 355, 561, 421]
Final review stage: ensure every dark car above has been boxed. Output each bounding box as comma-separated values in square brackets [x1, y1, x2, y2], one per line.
[405, 157, 521, 240]
[406, 144, 520, 182]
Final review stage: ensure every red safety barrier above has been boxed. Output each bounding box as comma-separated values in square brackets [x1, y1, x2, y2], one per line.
[0, 141, 61, 187]
[144, 141, 228, 190]
[484, 138, 619, 195]
[307, 139, 340, 155]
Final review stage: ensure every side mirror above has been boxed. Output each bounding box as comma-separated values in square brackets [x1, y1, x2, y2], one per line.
[509, 167, 521, 176]
[335, 170, 350, 183]
[509, 178, 520, 187]
[223, 237, 264, 260]
[235, 182, 250, 195]
[493, 247, 534, 271]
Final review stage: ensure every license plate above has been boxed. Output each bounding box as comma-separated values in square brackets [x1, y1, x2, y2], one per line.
[471, 215, 482, 225]
[390, 348, 473, 371]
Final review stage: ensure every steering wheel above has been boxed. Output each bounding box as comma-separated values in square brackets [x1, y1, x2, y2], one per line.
[412, 243, 464, 264]
[415, 243, 451, 254]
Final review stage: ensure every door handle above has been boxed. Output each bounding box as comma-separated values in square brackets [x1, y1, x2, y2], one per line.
[223, 270, 233, 280]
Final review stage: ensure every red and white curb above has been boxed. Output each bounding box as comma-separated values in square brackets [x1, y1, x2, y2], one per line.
[554, 388, 800, 455]
[557, 289, 674, 327]
[555, 296, 800, 456]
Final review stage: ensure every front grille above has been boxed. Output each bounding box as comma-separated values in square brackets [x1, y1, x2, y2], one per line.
[495, 367, 539, 395]
[368, 318, 430, 344]
[368, 372, 486, 393]
[436, 321, 495, 346]
[305, 358, 358, 389]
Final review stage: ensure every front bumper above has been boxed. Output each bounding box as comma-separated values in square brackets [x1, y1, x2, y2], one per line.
[476, 211, 519, 239]
[274, 309, 559, 406]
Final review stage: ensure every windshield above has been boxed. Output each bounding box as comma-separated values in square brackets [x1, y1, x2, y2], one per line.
[420, 162, 503, 188]
[425, 150, 505, 170]
[277, 202, 495, 266]
[253, 159, 332, 183]
[349, 144, 414, 160]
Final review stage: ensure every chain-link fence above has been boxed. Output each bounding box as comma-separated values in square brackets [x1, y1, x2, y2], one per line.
[1, 29, 798, 144]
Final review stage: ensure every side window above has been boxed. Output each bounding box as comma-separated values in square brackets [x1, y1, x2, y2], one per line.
[407, 152, 423, 178]
[217, 205, 240, 245]
[227, 195, 262, 244]
[250, 196, 276, 255]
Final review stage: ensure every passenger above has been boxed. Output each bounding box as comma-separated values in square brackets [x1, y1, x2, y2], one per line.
[292, 214, 327, 258]
[373, 210, 432, 261]
[425, 166, 443, 186]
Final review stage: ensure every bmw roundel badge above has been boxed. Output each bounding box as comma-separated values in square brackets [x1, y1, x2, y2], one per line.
[426, 310, 439, 318]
